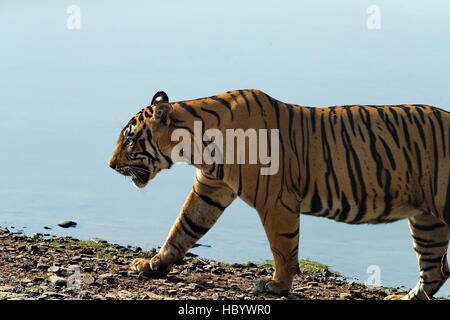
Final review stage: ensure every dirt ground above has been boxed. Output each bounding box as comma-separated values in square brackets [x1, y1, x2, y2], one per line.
[0, 227, 407, 300]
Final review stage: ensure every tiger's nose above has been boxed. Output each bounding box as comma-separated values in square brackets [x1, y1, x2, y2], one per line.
[108, 159, 117, 170]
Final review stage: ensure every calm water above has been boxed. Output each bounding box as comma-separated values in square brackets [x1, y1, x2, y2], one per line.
[1, 0, 449, 296]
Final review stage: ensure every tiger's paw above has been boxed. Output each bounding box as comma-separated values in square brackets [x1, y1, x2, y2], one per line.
[253, 278, 290, 296]
[130, 256, 170, 278]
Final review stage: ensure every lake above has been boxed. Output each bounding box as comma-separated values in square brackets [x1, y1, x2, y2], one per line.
[1, 0, 449, 296]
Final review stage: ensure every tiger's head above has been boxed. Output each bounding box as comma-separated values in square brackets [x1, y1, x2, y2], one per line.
[108, 91, 174, 188]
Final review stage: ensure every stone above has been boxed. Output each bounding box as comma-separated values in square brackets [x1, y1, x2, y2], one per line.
[307, 281, 319, 287]
[81, 275, 95, 286]
[57, 221, 77, 228]
[47, 266, 60, 273]
[98, 273, 115, 284]
[81, 266, 93, 272]
[49, 275, 67, 287]
[37, 263, 50, 270]
[339, 293, 352, 299]
[90, 237, 107, 244]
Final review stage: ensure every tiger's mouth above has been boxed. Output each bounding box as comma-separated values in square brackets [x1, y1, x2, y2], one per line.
[117, 165, 151, 188]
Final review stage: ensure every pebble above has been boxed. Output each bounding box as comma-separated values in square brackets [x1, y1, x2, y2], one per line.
[81, 275, 95, 286]
[339, 293, 352, 299]
[98, 273, 115, 284]
[90, 237, 107, 244]
[81, 266, 93, 272]
[307, 281, 319, 287]
[47, 266, 60, 273]
[57, 221, 77, 228]
[49, 275, 67, 287]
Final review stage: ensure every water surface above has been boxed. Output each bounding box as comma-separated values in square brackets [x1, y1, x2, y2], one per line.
[1, 0, 449, 296]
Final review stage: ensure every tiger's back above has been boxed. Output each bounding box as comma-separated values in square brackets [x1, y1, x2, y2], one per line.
[280, 103, 450, 225]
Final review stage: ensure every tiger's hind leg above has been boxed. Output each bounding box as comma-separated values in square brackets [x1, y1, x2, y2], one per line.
[253, 207, 300, 296]
[386, 213, 450, 300]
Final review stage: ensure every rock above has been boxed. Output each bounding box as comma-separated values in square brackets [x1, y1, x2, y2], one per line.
[118, 270, 129, 277]
[90, 237, 107, 244]
[47, 266, 60, 273]
[49, 275, 67, 287]
[43, 226, 51, 230]
[81, 275, 95, 285]
[246, 262, 257, 268]
[0, 227, 9, 234]
[57, 221, 77, 228]
[20, 278, 33, 285]
[186, 283, 199, 290]
[117, 290, 134, 300]
[104, 293, 117, 300]
[98, 273, 115, 284]
[307, 281, 319, 287]
[339, 293, 352, 299]
[71, 256, 82, 262]
[58, 267, 76, 276]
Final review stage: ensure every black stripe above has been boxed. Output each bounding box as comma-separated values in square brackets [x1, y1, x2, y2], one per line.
[179, 219, 197, 239]
[238, 90, 251, 116]
[420, 266, 437, 273]
[279, 226, 299, 239]
[253, 173, 260, 208]
[412, 115, 427, 148]
[179, 102, 201, 118]
[432, 108, 446, 157]
[415, 241, 448, 249]
[412, 235, 434, 243]
[209, 96, 233, 120]
[410, 222, 447, 231]
[201, 107, 221, 126]
[193, 189, 226, 211]
[420, 256, 445, 263]
[379, 136, 396, 170]
[443, 177, 450, 225]
[400, 117, 412, 151]
[429, 117, 439, 195]
[184, 214, 210, 235]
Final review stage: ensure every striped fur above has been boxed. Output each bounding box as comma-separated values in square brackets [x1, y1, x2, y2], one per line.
[109, 89, 450, 298]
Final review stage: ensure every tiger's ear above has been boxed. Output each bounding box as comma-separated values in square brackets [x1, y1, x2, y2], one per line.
[151, 91, 169, 105]
[152, 103, 173, 125]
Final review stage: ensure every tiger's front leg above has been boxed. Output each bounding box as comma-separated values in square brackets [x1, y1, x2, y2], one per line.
[130, 172, 236, 277]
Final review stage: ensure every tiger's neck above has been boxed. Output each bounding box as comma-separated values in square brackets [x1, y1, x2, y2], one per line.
[164, 90, 311, 199]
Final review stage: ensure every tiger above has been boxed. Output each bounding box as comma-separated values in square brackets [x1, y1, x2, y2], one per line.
[108, 89, 450, 299]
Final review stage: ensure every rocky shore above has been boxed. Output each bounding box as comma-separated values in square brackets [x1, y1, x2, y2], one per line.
[0, 227, 407, 300]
